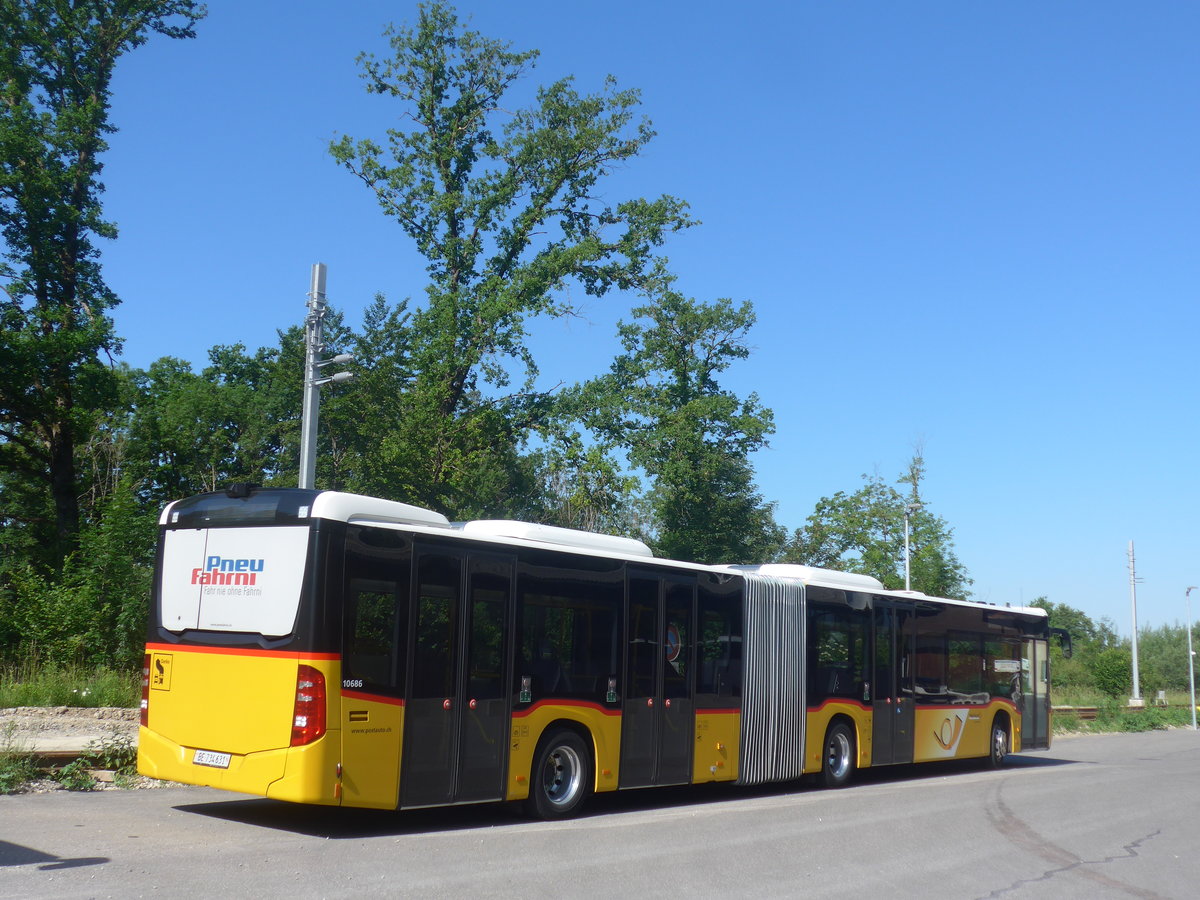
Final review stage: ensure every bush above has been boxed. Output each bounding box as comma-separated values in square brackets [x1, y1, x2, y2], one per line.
[1092, 648, 1133, 698]
[53, 759, 96, 791]
[85, 727, 138, 784]
[0, 478, 155, 671]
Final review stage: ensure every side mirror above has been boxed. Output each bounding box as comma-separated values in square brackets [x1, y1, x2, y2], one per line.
[1050, 627, 1073, 659]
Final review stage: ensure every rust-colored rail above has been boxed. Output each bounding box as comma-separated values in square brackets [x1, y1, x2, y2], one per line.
[1053, 706, 1098, 721]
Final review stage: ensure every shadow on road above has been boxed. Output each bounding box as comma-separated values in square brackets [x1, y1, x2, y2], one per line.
[0, 840, 108, 871]
[173, 751, 1083, 839]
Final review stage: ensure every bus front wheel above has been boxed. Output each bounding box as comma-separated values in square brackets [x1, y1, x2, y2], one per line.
[822, 722, 855, 788]
[526, 729, 593, 820]
[989, 720, 1010, 768]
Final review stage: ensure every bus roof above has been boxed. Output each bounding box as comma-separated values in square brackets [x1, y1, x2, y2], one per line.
[461, 520, 654, 558]
[729, 563, 1048, 619]
[161, 487, 1045, 618]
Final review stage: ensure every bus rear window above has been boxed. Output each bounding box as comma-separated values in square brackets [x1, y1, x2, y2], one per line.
[159, 526, 310, 636]
[165, 489, 321, 529]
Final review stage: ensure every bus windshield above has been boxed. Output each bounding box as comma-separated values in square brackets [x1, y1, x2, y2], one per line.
[159, 525, 310, 636]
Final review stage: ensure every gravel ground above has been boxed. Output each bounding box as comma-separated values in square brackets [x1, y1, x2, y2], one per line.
[0, 705, 138, 746]
[0, 706, 158, 793]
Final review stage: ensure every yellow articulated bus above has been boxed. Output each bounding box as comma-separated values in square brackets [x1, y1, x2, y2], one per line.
[138, 486, 1070, 818]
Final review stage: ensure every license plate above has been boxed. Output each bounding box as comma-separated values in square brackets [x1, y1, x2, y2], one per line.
[193, 749, 232, 769]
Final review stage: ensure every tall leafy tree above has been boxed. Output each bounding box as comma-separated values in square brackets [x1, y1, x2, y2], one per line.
[330, 2, 692, 516]
[519, 439, 647, 537]
[123, 343, 295, 504]
[785, 453, 971, 599]
[0, 0, 204, 567]
[582, 277, 781, 563]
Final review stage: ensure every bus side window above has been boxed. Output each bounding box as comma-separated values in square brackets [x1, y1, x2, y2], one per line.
[697, 578, 742, 700]
[515, 551, 622, 704]
[806, 604, 866, 705]
[345, 585, 398, 688]
[342, 526, 411, 694]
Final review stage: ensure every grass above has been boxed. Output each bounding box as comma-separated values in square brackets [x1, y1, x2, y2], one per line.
[0, 661, 139, 708]
[1053, 694, 1196, 734]
[0, 722, 38, 793]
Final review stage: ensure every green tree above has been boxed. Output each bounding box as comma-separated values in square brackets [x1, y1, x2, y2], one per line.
[329, 2, 692, 517]
[1135, 622, 1193, 694]
[1093, 647, 1133, 698]
[1031, 598, 1120, 652]
[522, 443, 647, 537]
[581, 279, 782, 563]
[123, 343, 296, 505]
[0, 474, 156, 667]
[784, 453, 971, 599]
[0, 0, 204, 567]
[1030, 597, 1121, 693]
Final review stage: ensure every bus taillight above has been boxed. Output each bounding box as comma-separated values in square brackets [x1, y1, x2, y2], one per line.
[140, 654, 150, 727]
[290, 664, 326, 746]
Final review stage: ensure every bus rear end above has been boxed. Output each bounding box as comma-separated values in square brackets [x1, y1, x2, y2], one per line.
[137, 488, 341, 805]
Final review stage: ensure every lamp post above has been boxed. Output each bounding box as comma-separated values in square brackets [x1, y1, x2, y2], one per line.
[903, 502, 922, 591]
[298, 263, 355, 489]
[1187, 586, 1198, 731]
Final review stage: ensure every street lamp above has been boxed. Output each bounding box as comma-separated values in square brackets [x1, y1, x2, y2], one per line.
[903, 502, 922, 591]
[1187, 586, 1198, 731]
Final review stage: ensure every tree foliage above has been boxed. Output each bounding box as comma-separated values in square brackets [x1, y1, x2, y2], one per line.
[580, 276, 781, 562]
[0, 0, 204, 567]
[784, 453, 971, 599]
[1092, 647, 1133, 698]
[328, 2, 693, 516]
[0, 476, 155, 668]
[1032, 597, 1122, 691]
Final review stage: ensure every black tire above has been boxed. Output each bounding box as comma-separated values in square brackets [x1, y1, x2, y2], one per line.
[525, 729, 593, 819]
[821, 722, 855, 788]
[989, 719, 1010, 768]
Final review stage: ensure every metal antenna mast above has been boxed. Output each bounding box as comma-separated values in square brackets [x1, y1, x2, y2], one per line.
[298, 263, 354, 489]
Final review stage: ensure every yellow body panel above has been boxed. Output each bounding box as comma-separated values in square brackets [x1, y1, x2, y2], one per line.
[506, 703, 622, 801]
[912, 702, 1020, 762]
[803, 703, 873, 773]
[802, 702, 1021, 772]
[339, 694, 404, 809]
[692, 711, 740, 783]
[268, 733, 340, 805]
[137, 646, 341, 804]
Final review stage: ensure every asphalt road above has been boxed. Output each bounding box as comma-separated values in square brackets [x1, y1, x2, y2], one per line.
[2, 729, 1198, 899]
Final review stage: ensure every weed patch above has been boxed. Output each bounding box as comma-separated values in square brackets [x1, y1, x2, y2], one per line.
[0, 722, 37, 794]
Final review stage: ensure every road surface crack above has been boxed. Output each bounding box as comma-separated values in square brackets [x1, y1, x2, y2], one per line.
[979, 783, 1165, 899]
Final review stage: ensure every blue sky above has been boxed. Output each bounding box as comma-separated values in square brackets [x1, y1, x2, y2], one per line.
[97, 1, 1198, 634]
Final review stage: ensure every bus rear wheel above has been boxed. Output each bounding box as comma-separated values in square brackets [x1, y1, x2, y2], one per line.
[822, 722, 855, 788]
[526, 729, 592, 820]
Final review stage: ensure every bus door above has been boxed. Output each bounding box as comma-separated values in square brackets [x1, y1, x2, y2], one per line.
[399, 546, 514, 808]
[1021, 638, 1051, 750]
[871, 600, 915, 765]
[621, 570, 695, 788]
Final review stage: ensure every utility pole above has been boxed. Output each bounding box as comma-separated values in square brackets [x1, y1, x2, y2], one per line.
[298, 263, 354, 490]
[1128, 541, 1143, 708]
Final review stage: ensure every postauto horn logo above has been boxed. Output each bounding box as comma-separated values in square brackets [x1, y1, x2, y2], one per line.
[191, 555, 265, 586]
